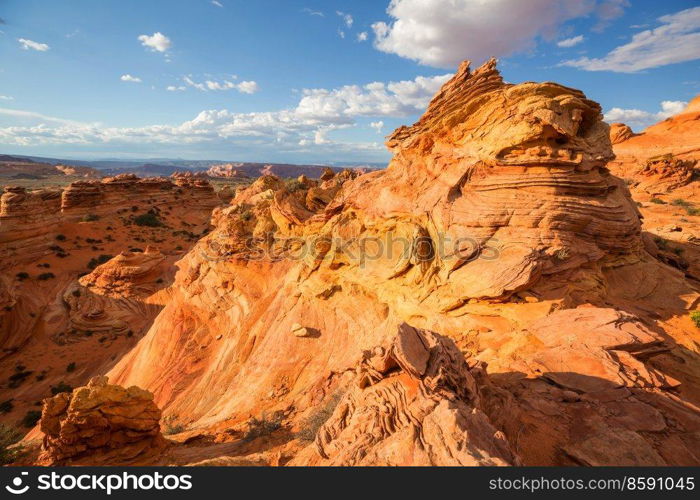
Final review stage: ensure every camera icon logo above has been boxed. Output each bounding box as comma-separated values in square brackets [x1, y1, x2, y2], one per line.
[5, 471, 29, 495]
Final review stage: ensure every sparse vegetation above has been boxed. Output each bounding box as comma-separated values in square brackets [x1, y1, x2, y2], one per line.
[66, 362, 76, 373]
[0, 424, 23, 465]
[134, 212, 163, 227]
[15, 272, 29, 281]
[0, 399, 13, 415]
[50, 381, 73, 395]
[87, 254, 113, 270]
[691, 311, 700, 329]
[21, 410, 41, 428]
[649, 198, 666, 204]
[37, 272, 56, 281]
[285, 178, 304, 192]
[8, 369, 33, 388]
[55, 234, 67, 241]
[671, 199, 699, 216]
[243, 411, 285, 441]
[297, 391, 344, 442]
[163, 416, 186, 435]
[82, 213, 100, 222]
[240, 210, 252, 221]
[653, 237, 669, 251]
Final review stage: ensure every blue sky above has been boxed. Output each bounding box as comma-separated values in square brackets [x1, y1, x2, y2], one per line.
[0, 0, 698, 163]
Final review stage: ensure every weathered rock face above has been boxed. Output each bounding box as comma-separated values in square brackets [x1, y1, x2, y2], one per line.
[610, 96, 700, 194]
[39, 376, 165, 465]
[609, 123, 635, 145]
[293, 324, 517, 466]
[108, 60, 699, 466]
[78, 247, 166, 298]
[0, 186, 62, 249]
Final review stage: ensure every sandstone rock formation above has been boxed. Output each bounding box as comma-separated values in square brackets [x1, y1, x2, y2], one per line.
[104, 60, 700, 466]
[609, 123, 635, 144]
[39, 376, 165, 465]
[294, 324, 517, 465]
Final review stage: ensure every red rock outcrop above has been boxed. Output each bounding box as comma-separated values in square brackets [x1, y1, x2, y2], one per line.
[609, 123, 635, 144]
[293, 324, 517, 466]
[39, 376, 166, 465]
[106, 60, 700, 466]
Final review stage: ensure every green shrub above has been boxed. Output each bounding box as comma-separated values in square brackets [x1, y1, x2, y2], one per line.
[50, 381, 72, 395]
[66, 362, 76, 373]
[8, 371, 33, 388]
[15, 272, 29, 281]
[0, 424, 23, 465]
[87, 254, 113, 270]
[82, 213, 100, 222]
[37, 272, 56, 281]
[671, 199, 691, 207]
[0, 400, 13, 414]
[285, 179, 304, 192]
[134, 213, 162, 227]
[21, 410, 41, 428]
[55, 234, 67, 241]
[691, 311, 700, 329]
[649, 198, 666, 204]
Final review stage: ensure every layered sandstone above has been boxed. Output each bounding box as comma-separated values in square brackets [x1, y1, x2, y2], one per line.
[293, 324, 517, 466]
[104, 60, 700, 466]
[39, 376, 165, 465]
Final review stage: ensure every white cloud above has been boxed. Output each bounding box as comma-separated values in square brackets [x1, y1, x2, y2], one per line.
[604, 100, 688, 130]
[562, 7, 700, 72]
[120, 74, 142, 83]
[0, 95, 14, 101]
[166, 85, 186, 92]
[338, 30, 345, 39]
[0, 72, 449, 154]
[337, 11, 354, 27]
[302, 8, 324, 17]
[371, 0, 627, 68]
[183, 76, 259, 94]
[211, 0, 223, 7]
[557, 35, 584, 48]
[370, 120, 384, 133]
[357, 31, 368, 42]
[17, 38, 50, 51]
[138, 32, 172, 53]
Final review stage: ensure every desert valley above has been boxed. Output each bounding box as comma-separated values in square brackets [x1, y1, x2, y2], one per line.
[0, 59, 699, 466]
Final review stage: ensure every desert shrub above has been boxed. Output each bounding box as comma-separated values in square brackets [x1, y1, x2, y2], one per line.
[50, 381, 72, 395]
[82, 213, 100, 222]
[653, 237, 669, 251]
[66, 362, 76, 373]
[37, 273, 55, 281]
[0, 424, 23, 465]
[691, 311, 700, 329]
[0, 400, 13, 414]
[163, 416, 186, 435]
[55, 234, 67, 241]
[15, 272, 29, 281]
[8, 370, 33, 388]
[686, 207, 700, 216]
[134, 212, 163, 227]
[671, 199, 691, 207]
[243, 411, 285, 441]
[297, 391, 344, 442]
[240, 210, 253, 221]
[21, 410, 41, 428]
[87, 254, 113, 270]
[285, 178, 304, 192]
[129, 248, 144, 253]
[649, 198, 666, 204]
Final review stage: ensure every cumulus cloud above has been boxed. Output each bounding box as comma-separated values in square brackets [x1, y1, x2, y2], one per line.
[138, 32, 172, 53]
[357, 31, 368, 42]
[0, 72, 448, 154]
[166, 85, 186, 92]
[0, 95, 14, 101]
[337, 11, 353, 28]
[562, 6, 700, 72]
[371, 0, 627, 68]
[604, 100, 688, 130]
[120, 74, 142, 83]
[557, 35, 584, 48]
[17, 38, 50, 51]
[182, 76, 259, 94]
